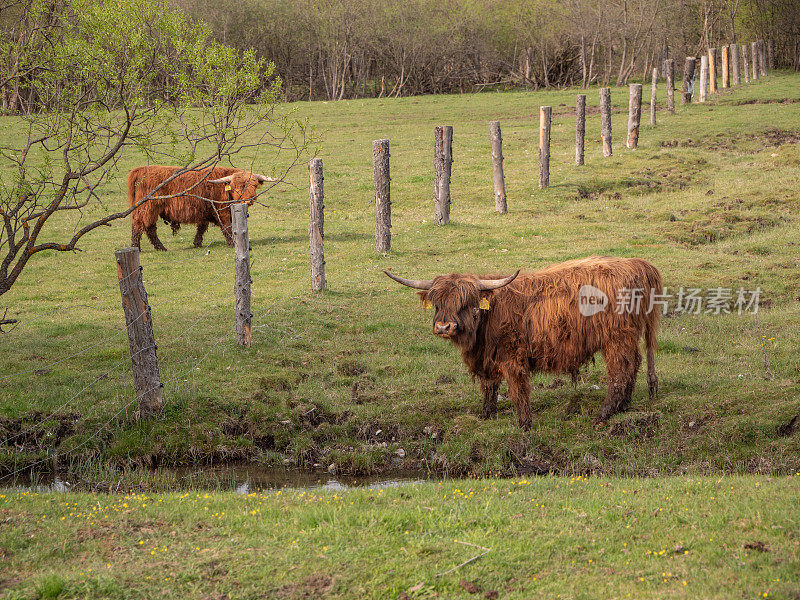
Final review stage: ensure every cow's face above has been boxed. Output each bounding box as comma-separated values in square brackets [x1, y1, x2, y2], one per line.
[383, 269, 520, 344]
[209, 171, 273, 206]
[419, 275, 485, 341]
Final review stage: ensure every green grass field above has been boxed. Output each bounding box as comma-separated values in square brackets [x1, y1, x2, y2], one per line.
[1, 72, 800, 478]
[2, 475, 799, 599]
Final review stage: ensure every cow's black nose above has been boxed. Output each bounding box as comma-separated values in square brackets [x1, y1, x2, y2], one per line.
[434, 321, 457, 335]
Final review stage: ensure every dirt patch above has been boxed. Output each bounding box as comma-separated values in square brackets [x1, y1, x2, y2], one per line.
[460, 579, 482, 594]
[733, 98, 800, 105]
[744, 541, 769, 552]
[0, 411, 80, 452]
[608, 412, 660, 440]
[356, 419, 402, 443]
[776, 415, 797, 438]
[575, 166, 698, 201]
[666, 211, 784, 246]
[274, 574, 335, 599]
[660, 127, 800, 153]
[336, 360, 368, 377]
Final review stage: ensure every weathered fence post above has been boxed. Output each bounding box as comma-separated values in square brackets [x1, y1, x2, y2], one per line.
[433, 126, 452, 225]
[721, 45, 730, 88]
[751, 42, 759, 80]
[489, 121, 507, 213]
[742, 44, 750, 83]
[576, 94, 586, 165]
[708, 48, 718, 93]
[665, 59, 675, 113]
[373, 139, 391, 252]
[627, 84, 642, 149]
[538, 106, 551, 188]
[115, 247, 163, 418]
[767, 39, 774, 71]
[308, 158, 325, 291]
[232, 204, 252, 348]
[650, 69, 657, 125]
[759, 40, 767, 76]
[699, 55, 708, 103]
[599, 87, 612, 156]
[681, 56, 696, 104]
[731, 43, 740, 85]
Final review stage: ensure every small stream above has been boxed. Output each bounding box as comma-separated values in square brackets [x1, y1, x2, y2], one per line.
[4, 465, 430, 493]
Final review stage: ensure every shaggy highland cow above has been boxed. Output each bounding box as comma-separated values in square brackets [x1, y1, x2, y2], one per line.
[385, 256, 661, 429]
[127, 165, 272, 251]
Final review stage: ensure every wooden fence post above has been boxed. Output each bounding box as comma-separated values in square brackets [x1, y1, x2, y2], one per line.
[751, 42, 759, 80]
[708, 48, 718, 93]
[681, 57, 696, 104]
[308, 158, 325, 291]
[373, 139, 391, 252]
[759, 40, 767, 76]
[115, 247, 163, 418]
[699, 55, 708, 103]
[650, 69, 657, 125]
[731, 43, 740, 85]
[742, 44, 750, 83]
[434, 126, 452, 225]
[489, 121, 507, 213]
[665, 59, 675, 113]
[538, 106, 551, 188]
[721, 45, 730, 88]
[232, 204, 252, 348]
[627, 84, 642, 149]
[599, 87, 612, 157]
[576, 94, 586, 165]
[767, 39, 774, 71]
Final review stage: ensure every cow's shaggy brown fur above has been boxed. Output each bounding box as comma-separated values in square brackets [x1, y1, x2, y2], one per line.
[400, 256, 661, 429]
[127, 166, 265, 251]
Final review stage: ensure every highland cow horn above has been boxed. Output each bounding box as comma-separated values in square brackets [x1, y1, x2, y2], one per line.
[383, 270, 433, 290]
[253, 173, 274, 183]
[208, 174, 235, 184]
[476, 269, 520, 291]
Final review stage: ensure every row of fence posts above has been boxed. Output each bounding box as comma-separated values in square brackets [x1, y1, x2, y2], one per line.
[113, 38, 772, 419]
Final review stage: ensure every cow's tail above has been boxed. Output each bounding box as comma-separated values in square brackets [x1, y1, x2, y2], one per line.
[127, 168, 144, 209]
[644, 262, 661, 401]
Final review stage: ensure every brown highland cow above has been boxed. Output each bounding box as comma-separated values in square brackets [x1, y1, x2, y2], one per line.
[385, 256, 661, 429]
[127, 165, 272, 251]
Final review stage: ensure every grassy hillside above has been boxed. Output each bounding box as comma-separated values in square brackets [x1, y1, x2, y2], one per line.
[1, 72, 800, 478]
[2, 476, 799, 599]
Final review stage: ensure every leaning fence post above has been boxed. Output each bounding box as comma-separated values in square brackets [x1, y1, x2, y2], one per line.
[681, 57, 696, 104]
[538, 106, 551, 188]
[751, 41, 759, 80]
[731, 43, 740, 86]
[599, 87, 612, 157]
[434, 126, 452, 225]
[373, 139, 391, 252]
[649, 69, 657, 125]
[232, 203, 252, 348]
[627, 84, 642, 149]
[309, 158, 325, 291]
[489, 121, 507, 213]
[708, 48, 718, 93]
[115, 247, 163, 418]
[665, 59, 675, 113]
[576, 94, 586, 165]
[699, 55, 708, 103]
[742, 44, 750, 83]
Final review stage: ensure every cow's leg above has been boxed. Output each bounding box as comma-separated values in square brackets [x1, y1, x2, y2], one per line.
[131, 226, 143, 250]
[501, 362, 531, 430]
[597, 343, 641, 424]
[193, 221, 209, 248]
[145, 224, 167, 252]
[480, 379, 499, 419]
[218, 211, 234, 247]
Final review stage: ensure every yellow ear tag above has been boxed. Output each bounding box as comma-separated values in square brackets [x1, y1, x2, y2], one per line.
[225, 184, 232, 191]
[479, 297, 491, 310]
[422, 298, 433, 309]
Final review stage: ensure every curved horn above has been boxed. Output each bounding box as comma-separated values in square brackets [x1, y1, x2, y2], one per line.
[477, 269, 520, 291]
[383, 270, 433, 290]
[208, 174, 235, 184]
[253, 173, 275, 183]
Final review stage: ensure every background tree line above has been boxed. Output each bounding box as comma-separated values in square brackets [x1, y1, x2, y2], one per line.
[170, 0, 799, 101]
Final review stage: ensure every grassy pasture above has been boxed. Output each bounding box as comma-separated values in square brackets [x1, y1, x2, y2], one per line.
[1, 72, 800, 478]
[1, 475, 799, 599]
